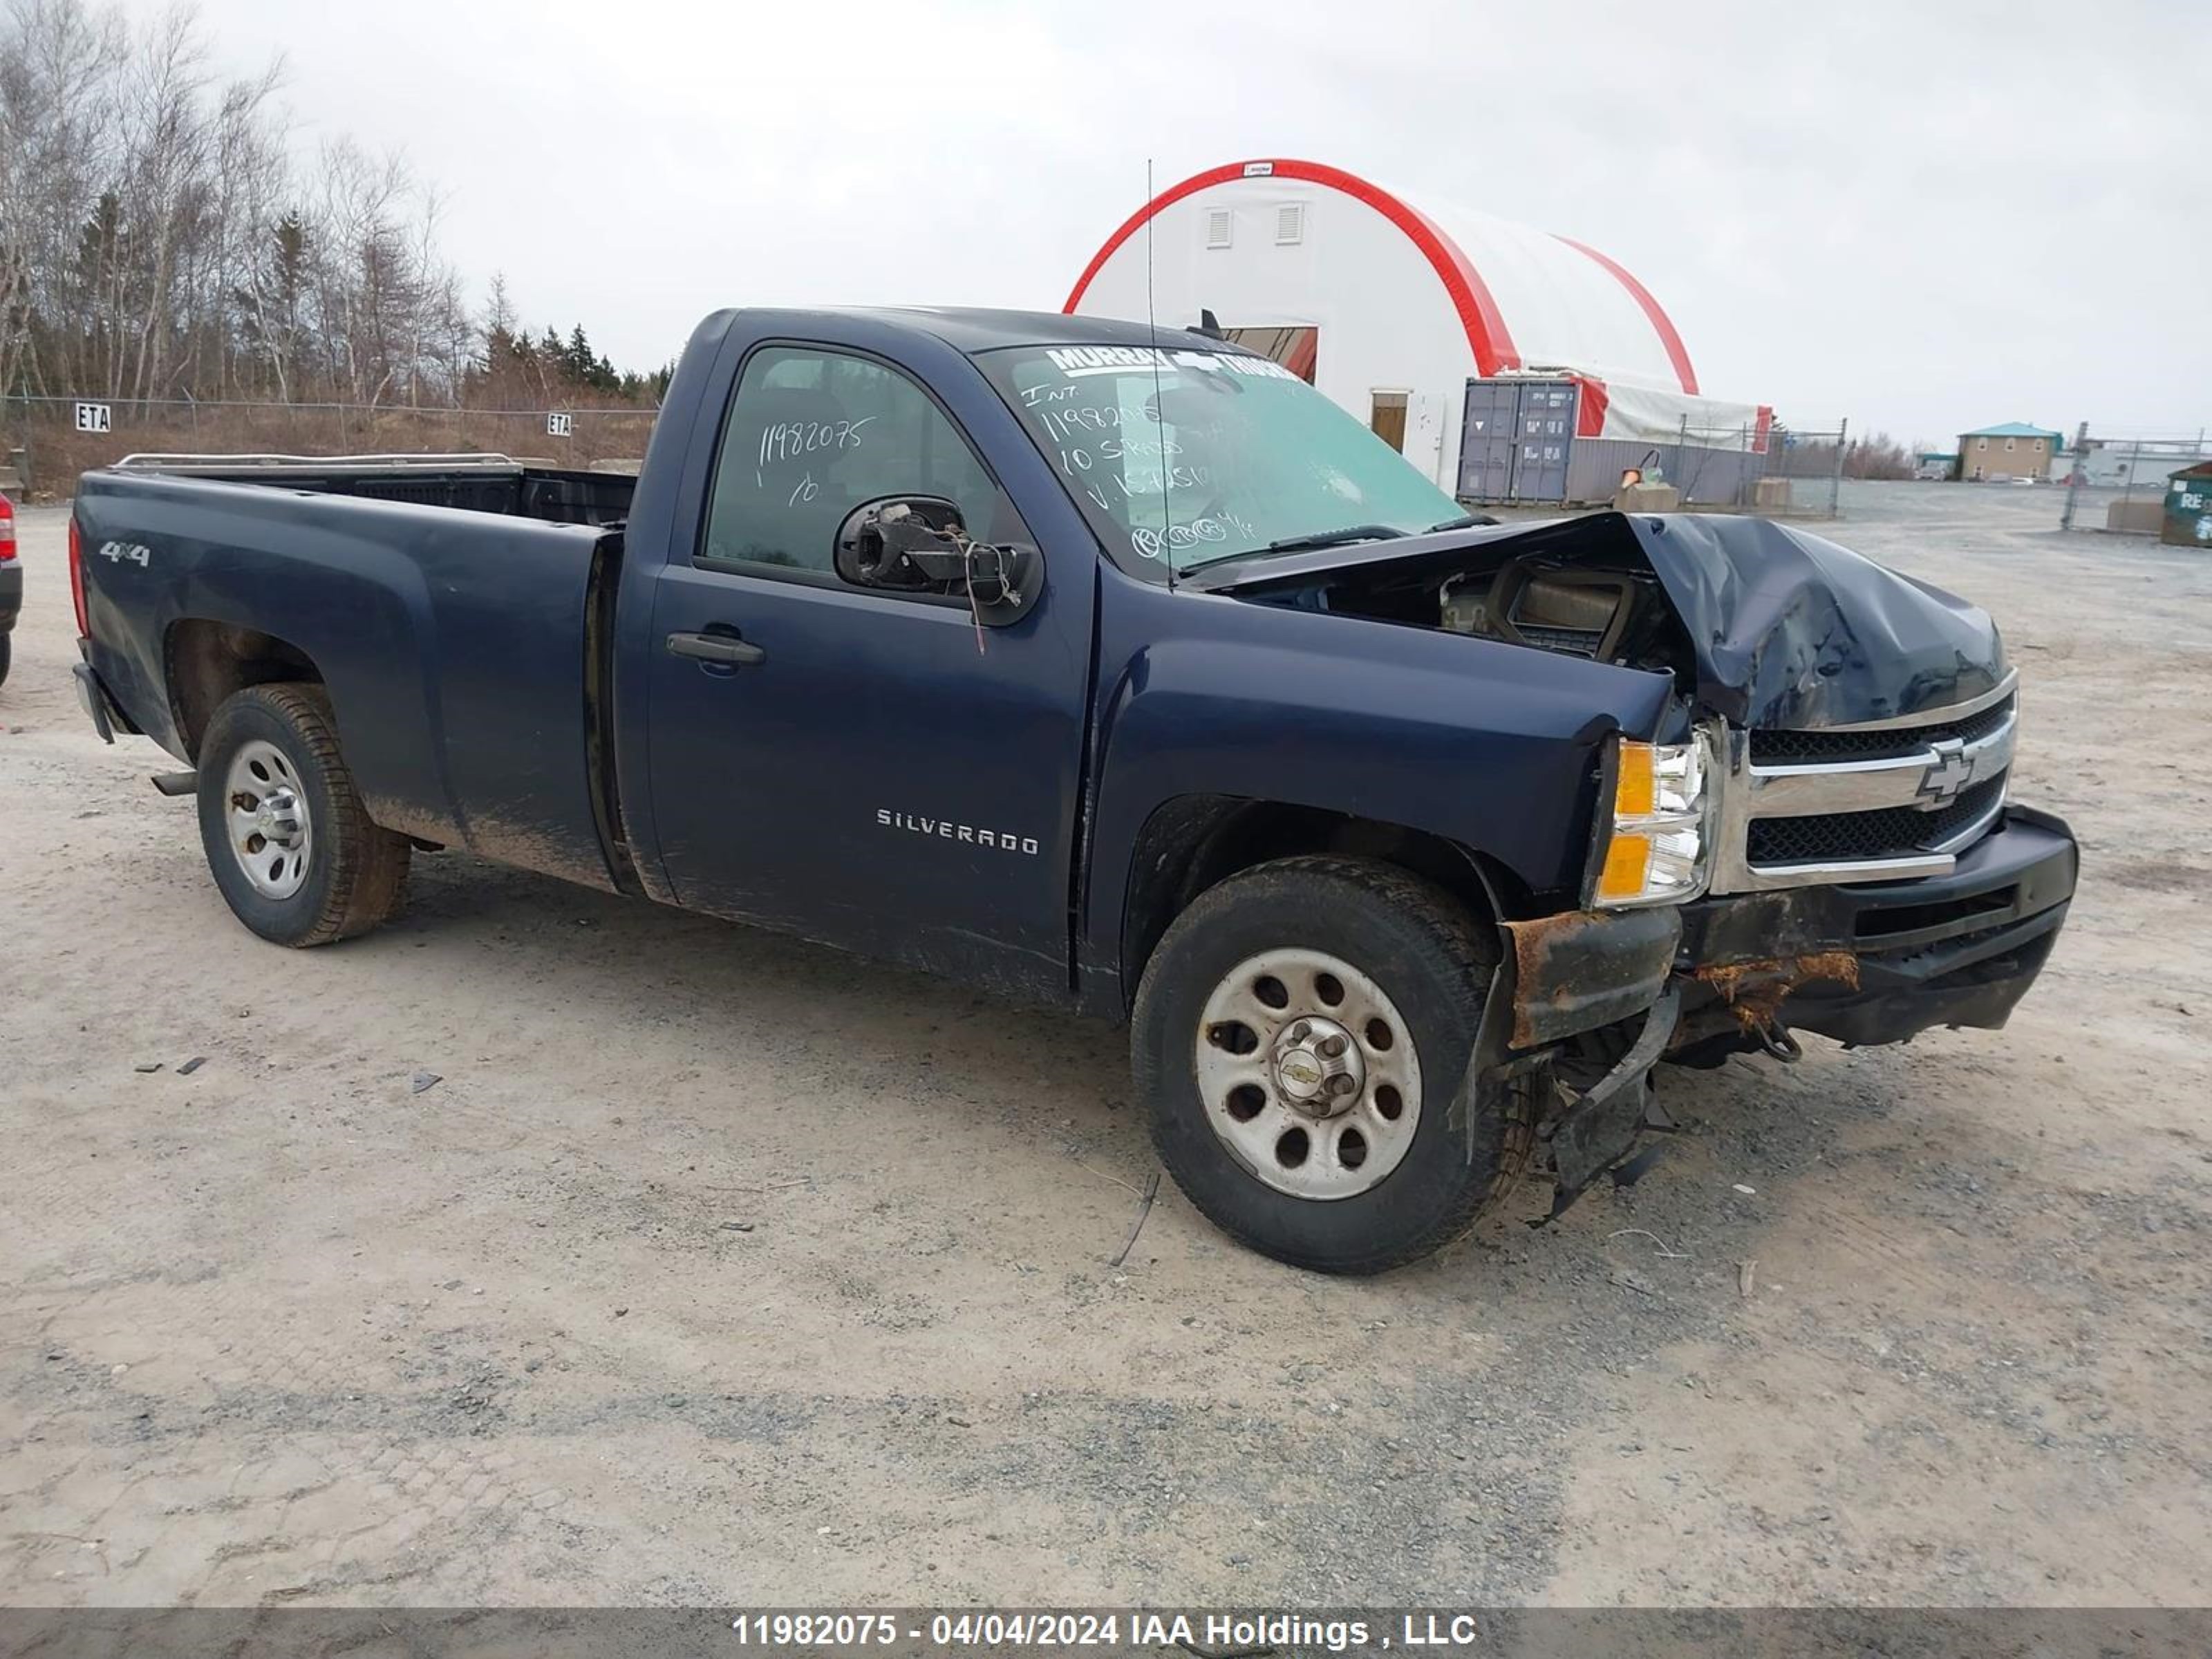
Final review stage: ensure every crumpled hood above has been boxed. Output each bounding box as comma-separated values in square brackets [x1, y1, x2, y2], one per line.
[1617, 514, 2007, 728]
[1187, 509, 2009, 731]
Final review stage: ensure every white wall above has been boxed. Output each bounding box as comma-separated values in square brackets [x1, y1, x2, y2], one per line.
[2051, 442, 2209, 487]
[1071, 178, 1479, 487]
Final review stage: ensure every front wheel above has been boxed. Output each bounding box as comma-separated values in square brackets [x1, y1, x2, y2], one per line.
[195, 683, 410, 946]
[1132, 855, 1535, 1274]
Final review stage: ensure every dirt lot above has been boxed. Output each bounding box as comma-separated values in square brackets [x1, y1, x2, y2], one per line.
[2, 482, 2208, 1609]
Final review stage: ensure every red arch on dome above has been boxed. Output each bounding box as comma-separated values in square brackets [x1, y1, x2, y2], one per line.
[1552, 235, 1699, 395]
[1062, 159, 1523, 379]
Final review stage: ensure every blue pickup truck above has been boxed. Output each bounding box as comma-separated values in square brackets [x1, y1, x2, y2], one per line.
[67, 307, 2077, 1272]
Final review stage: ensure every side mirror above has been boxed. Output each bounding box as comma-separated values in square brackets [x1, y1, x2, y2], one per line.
[833, 496, 1040, 622]
[834, 495, 962, 591]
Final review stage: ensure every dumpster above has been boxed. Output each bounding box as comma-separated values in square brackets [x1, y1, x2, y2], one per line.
[2164, 461, 2212, 547]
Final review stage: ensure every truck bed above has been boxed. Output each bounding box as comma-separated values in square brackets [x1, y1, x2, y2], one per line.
[74, 459, 626, 890]
[102, 453, 637, 526]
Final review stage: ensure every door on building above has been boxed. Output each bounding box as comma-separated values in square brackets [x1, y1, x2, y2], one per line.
[1369, 391, 1409, 453]
[1404, 393, 1447, 486]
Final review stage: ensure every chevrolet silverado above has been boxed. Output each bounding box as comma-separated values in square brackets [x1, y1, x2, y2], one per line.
[67, 307, 2077, 1272]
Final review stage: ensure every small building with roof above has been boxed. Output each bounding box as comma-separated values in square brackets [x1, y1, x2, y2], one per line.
[1958, 422, 2061, 482]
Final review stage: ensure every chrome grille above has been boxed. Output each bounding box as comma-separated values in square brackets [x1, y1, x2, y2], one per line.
[1745, 776, 2007, 865]
[1747, 693, 2016, 765]
[1708, 672, 2018, 894]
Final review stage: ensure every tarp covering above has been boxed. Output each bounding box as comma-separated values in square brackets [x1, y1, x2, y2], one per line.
[1582, 380, 1772, 452]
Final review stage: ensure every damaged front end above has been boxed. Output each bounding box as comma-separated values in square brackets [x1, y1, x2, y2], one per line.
[1475, 794, 2074, 1217]
[1490, 908, 1682, 1214]
[1192, 510, 2081, 1211]
[1686, 948, 1860, 1058]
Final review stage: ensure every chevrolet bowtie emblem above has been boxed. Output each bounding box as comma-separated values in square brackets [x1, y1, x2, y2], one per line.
[1914, 738, 1976, 809]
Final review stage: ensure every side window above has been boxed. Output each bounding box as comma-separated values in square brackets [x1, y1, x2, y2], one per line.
[701, 344, 1003, 577]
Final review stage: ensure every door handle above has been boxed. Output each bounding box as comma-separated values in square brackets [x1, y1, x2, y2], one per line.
[666, 630, 766, 666]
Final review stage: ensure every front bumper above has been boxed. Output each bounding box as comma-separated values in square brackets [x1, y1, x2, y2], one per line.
[1494, 803, 2077, 1060]
[1488, 805, 2077, 1208]
[1676, 804, 2077, 1049]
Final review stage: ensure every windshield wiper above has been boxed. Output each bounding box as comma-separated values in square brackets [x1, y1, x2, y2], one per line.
[1260, 524, 1410, 554]
[1426, 512, 1498, 532]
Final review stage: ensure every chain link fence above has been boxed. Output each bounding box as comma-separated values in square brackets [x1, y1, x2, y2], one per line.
[2056, 422, 2212, 536]
[1558, 419, 1850, 517]
[1, 394, 662, 496]
[1748, 422, 1852, 518]
[1675, 418, 1850, 518]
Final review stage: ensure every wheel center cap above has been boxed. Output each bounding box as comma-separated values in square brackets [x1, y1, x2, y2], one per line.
[257, 789, 303, 847]
[1272, 1016, 1365, 1117]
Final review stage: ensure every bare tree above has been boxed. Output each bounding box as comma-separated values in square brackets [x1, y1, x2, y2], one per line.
[0, 0, 126, 397]
[2, 0, 655, 453]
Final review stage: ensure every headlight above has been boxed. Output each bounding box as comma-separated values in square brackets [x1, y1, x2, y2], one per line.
[1592, 732, 1715, 908]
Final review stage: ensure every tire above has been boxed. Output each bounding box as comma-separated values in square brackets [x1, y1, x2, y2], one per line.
[1132, 854, 1535, 1275]
[195, 683, 409, 947]
[0, 633, 11, 688]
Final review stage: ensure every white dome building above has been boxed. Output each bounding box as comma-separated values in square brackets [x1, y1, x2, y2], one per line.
[1065, 158, 1768, 500]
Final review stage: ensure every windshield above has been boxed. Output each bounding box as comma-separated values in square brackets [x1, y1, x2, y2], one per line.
[977, 342, 1463, 577]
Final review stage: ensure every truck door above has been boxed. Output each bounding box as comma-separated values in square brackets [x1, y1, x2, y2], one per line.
[639, 339, 1089, 998]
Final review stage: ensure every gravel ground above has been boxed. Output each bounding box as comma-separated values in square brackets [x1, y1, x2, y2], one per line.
[1, 481, 2207, 1609]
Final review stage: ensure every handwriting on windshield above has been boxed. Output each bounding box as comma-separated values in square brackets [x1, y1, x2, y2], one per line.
[757, 415, 873, 469]
[1128, 513, 1257, 561]
[1130, 519, 1226, 560]
[1036, 404, 1156, 442]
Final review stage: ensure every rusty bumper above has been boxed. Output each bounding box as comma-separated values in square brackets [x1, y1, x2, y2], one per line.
[1499, 905, 1681, 1053]
[1497, 805, 2077, 1061]
[1484, 907, 1681, 1215]
[1675, 805, 2077, 1053]
[1485, 805, 2077, 1212]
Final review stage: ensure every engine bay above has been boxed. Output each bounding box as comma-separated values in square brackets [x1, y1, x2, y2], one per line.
[1436, 555, 1687, 678]
[1218, 527, 1698, 691]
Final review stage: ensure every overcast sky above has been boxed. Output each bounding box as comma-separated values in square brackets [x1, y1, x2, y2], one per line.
[136, 0, 2210, 447]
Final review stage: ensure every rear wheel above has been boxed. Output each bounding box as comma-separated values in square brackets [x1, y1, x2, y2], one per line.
[1132, 855, 1535, 1274]
[0, 633, 12, 688]
[195, 683, 409, 946]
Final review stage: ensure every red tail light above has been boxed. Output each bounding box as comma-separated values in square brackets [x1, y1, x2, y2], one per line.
[0, 492, 16, 563]
[69, 514, 92, 638]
